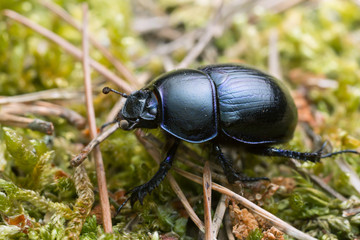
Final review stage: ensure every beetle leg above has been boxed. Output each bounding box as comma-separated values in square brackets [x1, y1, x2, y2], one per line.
[256, 147, 322, 162]
[213, 144, 269, 183]
[116, 140, 180, 214]
[258, 146, 359, 162]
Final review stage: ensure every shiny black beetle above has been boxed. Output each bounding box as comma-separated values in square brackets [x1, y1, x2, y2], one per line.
[103, 64, 358, 211]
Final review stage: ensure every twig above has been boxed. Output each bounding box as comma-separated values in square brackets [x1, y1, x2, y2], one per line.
[0, 113, 54, 135]
[0, 88, 82, 104]
[212, 194, 227, 238]
[224, 210, 236, 240]
[71, 123, 120, 167]
[178, 157, 228, 184]
[203, 161, 213, 240]
[81, 4, 112, 233]
[38, 0, 140, 88]
[174, 167, 317, 240]
[336, 158, 360, 195]
[2, 102, 86, 129]
[3, 9, 133, 94]
[105, 97, 126, 123]
[167, 174, 205, 233]
[268, 29, 282, 80]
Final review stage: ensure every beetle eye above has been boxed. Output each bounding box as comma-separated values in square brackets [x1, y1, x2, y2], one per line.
[149, 107, 157, 115]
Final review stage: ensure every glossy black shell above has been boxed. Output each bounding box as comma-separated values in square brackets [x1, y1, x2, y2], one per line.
[149, 64, 298, 144]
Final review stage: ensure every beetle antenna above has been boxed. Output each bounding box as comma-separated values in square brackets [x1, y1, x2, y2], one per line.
[102, 87, 128, 98]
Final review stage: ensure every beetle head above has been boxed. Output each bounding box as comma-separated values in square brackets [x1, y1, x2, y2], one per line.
[119, 90, 158, 130]
[103, 87, 159, 130]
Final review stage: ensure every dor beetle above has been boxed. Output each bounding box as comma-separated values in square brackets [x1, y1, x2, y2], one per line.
[103, 64, 358, 211]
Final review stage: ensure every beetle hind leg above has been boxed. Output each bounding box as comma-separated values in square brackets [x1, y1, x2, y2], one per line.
[213, 144, 269, 183]
[116, 140, 180, 215]
[254, 145, 360, 162]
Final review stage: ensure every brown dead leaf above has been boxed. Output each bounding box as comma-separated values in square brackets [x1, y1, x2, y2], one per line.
[54, 169, 70, 179]
[91, 204, 116, 223]
[271, 177, 296, 193]
[242, 181, 279, 206]
[292, 91, 319, 132]
[261, 226, 285, 240]
[4, 214, 33, 233]
[229, 203, 259, 239]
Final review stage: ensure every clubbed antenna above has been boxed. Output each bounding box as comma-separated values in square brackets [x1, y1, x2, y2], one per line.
[102, 87, 128, 98]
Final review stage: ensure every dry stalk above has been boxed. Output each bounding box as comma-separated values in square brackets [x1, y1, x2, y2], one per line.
[268, 29, 282, 80]
[212, 194, 227, 238]
[0, 88, 81, 104]
[336, 158, 360, 195]
[203, 161, 213, 240]
[81, 4, 112, 233]
[2, 102, 86, 129]
[71, 123, 120, 167]
[0, 113, 54, 135]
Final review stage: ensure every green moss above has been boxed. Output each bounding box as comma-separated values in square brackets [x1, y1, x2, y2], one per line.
[247, 228, 263, 240]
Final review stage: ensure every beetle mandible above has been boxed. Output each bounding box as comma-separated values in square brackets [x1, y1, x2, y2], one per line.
[103, 64, 358, 212]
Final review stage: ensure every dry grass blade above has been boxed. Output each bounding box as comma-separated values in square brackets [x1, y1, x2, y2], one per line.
[212, 194, 227, 238]
[177, 156, 228, 184]
[174, 167, 317, 240]
[336, 158, 360, 195]
[2, 102, 86, 129]
[3, 9, 133, 94]
[0, 88, 81, 104]
[105, 97, 126, 123]
[0, 113, 54, 135]
[225, 210, 236, 240]
[81, 4, 112, 233]
[268, 29, 282, 79]
[71, 123, 120, 167]
[203, 161, 212, 240]
[167, 174, 205, 232]
[38, 0, 139, 87]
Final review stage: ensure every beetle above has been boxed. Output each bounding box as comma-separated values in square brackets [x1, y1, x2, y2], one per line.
[103, 64, 358, 212]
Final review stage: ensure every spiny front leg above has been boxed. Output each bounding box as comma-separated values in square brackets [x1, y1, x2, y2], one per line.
[117, 140, 180, 214]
